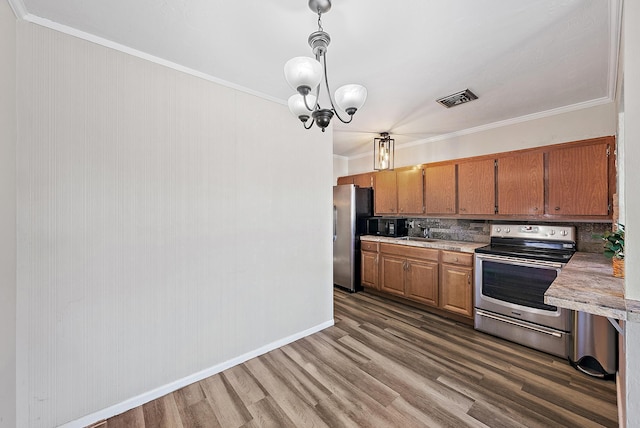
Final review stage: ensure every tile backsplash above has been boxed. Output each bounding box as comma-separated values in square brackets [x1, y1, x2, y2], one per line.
[407, 218, 491, 243]
[405, 218, 612, 253]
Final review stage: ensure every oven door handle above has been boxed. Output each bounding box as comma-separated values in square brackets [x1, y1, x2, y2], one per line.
[475, 253, 563, 269]
[476, 309, 563, 338]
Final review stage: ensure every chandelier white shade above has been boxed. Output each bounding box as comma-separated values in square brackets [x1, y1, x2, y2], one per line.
[284, 0, 367, 132]
[284, 57, 322, 95]
[287, 93, 318, 119]
[334, 84, 367, 114]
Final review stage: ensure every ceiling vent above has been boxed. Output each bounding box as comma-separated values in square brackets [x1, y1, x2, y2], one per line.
[436, 89, 478, 108]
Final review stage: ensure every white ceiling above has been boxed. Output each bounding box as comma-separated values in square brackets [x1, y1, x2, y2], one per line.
[10, 0, 621, 157]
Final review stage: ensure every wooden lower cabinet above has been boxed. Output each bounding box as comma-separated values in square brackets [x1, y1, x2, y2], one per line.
[378, 244, 440, 307]
[439, 251, 474, 318]
[360, 241, 379, 289]
[404, 259, 439, 306]
[380, 254, 407, 296]
[372, 244, 474, 320]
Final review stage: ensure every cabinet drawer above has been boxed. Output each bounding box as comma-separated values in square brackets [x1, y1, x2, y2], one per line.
[380, 243, 439, 261]
[361, 241, 379, 252]
[441, 251, 473, 266]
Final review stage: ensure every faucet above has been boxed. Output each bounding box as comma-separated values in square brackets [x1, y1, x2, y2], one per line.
[423, 226, 430, 238]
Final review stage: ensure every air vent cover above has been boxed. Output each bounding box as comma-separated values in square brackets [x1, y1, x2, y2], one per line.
[436, 89, 478, 108]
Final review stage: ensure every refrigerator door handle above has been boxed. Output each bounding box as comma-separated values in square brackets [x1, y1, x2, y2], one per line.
[333, 205, 337, 242]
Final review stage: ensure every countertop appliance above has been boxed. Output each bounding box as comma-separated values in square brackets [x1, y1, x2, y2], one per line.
[366, 217, 408, 237]
[474, 224, 576, 359]
[333, 185, 372, 292]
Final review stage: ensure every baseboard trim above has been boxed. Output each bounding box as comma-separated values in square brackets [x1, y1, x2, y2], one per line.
[58, 319, 334, 428]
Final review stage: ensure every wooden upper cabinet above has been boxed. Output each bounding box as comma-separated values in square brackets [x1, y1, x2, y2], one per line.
[353, 173, 373, 188]
[458, 159, 496, 215]
[548, 141, 610, 216]
[425, 164, 457, 214]
[374, 171, 398, 214]
[497, 152, 544, 215]
[336, 176, 353, 185]
[397, 167, 425, 215]
[337, 173, 373, 188]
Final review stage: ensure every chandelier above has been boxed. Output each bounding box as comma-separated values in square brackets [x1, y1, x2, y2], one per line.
[284, 0, 367, 132]
[374, 132, 395, 171]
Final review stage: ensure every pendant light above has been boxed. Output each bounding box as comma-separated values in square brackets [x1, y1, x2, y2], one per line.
[284, 0, 367, 132]
[374, 133, 395, 171]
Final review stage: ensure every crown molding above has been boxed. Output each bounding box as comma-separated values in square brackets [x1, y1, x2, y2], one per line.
[608, 0, 623, 101]
[7, 0, 27, 19]
[347, 97, 614, 160]
[13, 10, 287, 107]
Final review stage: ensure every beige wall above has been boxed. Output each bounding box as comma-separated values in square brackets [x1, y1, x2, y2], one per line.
[333, 154, 348, 185]
[0, 1, 17, 427]
[15, 21, 333, 427]
[622, 0, 640, 425]
[347, 102, 616, 174]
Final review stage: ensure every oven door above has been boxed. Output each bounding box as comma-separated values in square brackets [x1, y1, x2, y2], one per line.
[474, 253, 572, 332]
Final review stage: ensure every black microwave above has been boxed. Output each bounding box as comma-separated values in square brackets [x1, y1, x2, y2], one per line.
[366, 217, 408, 237]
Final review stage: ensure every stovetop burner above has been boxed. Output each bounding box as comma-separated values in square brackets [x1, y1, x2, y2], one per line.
[476, 224, 576, 263]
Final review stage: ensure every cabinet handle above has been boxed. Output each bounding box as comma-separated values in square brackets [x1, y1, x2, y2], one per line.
[533, 207, 539, 211]
[460, 207, 466, 212]
[454, 257, 459, 262]
[467, 274, 471, 285]
[554, 206, 560, 211]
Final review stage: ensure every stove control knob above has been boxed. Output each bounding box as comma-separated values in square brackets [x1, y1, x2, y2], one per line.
[560, 230, 568, 236]
[505, 227, 511, 233]
[549, 230, 556, 235]
[495, 227, 501, 233]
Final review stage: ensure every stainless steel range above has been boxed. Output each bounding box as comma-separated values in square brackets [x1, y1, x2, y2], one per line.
[474, 224, 576, 358]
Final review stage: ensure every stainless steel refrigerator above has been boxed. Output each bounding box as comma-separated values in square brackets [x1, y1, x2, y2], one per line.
[333, 184, 372, 292]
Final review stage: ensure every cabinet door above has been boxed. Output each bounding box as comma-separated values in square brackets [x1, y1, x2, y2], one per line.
[374, 171, 398, 214]
[379, 254, 405, 296]
[353, 173, 373, 188]
[361, 251, 379, 289]
[425, 164, 457, 214]
[440, 264, 473, 318]
[405, 259, 439, 307]
[497, 152, 544, 215]
[336, 176, 353, 185]
[397, 168, 425, 214]
[458, 159, 495, 215]
[548, 142, 610, 216]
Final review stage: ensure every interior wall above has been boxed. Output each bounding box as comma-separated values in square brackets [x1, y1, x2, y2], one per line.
[622, 0, 640, 425]
[0, 1, 17, 427]
[347, 102, 617, 174]
[333, 155, 348, 185]
[16, 21, 333, 427]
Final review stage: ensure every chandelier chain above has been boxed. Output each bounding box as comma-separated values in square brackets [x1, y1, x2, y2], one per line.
[317, 12, 323, 31]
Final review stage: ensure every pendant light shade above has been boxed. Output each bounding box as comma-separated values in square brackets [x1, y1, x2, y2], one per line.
[374, 133, 395, 171]
[284, 57, 323, 94]
[335, 84, 367, 115]
[288, 93, 318, 121]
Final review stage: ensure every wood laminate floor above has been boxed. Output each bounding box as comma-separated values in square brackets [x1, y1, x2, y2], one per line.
[101, 290, 617, 428]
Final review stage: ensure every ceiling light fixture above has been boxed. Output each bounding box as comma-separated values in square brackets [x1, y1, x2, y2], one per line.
[284, 0, 367, 132]
[374, 133, 395, 171]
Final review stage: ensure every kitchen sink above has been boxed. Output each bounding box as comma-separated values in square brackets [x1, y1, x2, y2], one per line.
[398, 236, 439, 242]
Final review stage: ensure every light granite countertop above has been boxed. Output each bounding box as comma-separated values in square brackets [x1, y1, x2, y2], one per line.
[360, 235, 486, 254]
[545, 252, 640, 322]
